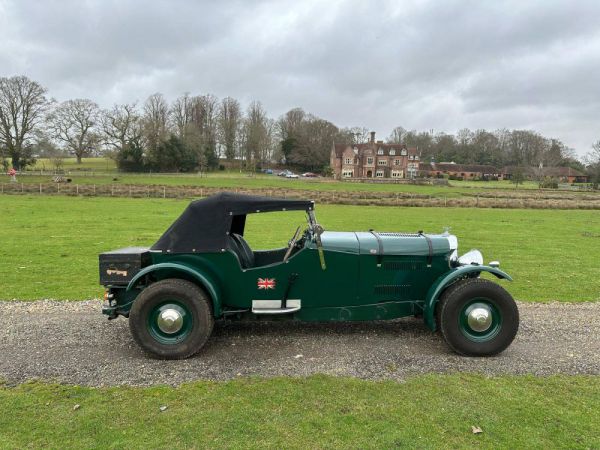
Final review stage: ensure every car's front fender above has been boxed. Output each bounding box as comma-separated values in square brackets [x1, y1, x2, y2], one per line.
[423, 265, 512, 331]
[126, 262, 222, 317]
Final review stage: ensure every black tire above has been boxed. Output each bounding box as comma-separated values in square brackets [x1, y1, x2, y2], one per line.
[436, 278, 519, 356]
[129, 279, 214, 359]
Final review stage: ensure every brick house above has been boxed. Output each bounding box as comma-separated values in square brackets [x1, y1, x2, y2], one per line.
[330, 132, 420, 179]
[419, 162, 501, 179]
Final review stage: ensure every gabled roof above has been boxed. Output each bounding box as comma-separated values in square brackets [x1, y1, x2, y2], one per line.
[332, 143, 350, 158]
[333, 142, 418, 158]
[543, 167, 586, 177]
[420, 162, 499, 173]
[501, 166, 586, 177]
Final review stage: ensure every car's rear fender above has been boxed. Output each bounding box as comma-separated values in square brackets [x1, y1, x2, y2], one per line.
[423, 265, 512, 331]
[126, 262, 222, 317]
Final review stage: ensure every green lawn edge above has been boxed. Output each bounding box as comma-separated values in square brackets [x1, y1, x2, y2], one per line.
[0, 374, 598, 449]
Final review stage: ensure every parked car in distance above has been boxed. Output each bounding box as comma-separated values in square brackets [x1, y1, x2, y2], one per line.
[286, 173, 299, 179]
[302, 172, 317, 178]
[100, 192, 519, 360]
[261, 168, 273, 175]
[277, 170, 292, 177]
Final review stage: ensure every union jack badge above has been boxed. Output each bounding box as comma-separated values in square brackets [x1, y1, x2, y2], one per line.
[257, 278, 276, 290]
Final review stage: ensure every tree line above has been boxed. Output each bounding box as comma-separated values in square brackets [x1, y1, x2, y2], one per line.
[1, 75, 598, 180]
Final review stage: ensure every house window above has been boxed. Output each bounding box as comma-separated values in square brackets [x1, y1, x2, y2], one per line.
[389, 149, 396, 155]
[342, 170, 353, 178]
[401, 149, 407, 156]
[394, 159, 401, 166]
[366, 157, 374, 165]
[391, 170, 402, 178]
[376, 170, 384, 178]
[377, 159, 387, 166]
[415, 155, 419, 160]
[409, 155, 414, 160]
[344, 157, 353, 165]
[377, 148, 384, 155]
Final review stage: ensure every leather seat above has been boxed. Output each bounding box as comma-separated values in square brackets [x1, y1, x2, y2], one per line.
[229, 233, 255, 268]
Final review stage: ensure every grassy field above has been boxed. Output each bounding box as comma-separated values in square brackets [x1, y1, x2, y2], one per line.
[0, 374, 598, 449]
[19, 158, 591, 199]
[1, 195, 598, 301]
[15, 172, 518, 197]
[30, 157, 117, 171]
[1, 194, 599, 449]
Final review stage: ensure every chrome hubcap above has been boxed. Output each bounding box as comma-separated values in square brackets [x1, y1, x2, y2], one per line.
[467, 306, 492, 332]
[157, 308, 183, 334]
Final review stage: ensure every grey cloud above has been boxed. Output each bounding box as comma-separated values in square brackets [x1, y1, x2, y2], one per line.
[1, 0, 599, 155]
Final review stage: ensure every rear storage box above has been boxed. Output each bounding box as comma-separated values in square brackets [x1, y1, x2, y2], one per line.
[99, 247, 151, 285]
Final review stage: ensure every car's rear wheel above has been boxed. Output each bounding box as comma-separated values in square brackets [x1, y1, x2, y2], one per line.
[129, 279, 214, 359]
[436, 278, 519, 356]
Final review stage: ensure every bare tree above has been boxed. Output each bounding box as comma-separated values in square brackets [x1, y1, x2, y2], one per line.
[277, 108, 306, 140]
[48, 99, 100, 163]
[142, 93, 169, 161]
[171, 93, 192, 139]
[289, 115, 339, 171]
[178, 94, 219, 170]
[585, 140, 600, 187]
[276, 108, 306, 162]
[101, 103, 142, 151]
[242, 101, 270, 169]
[218, 97, 241, 161]
[387, 126, 407, 144]
[345, 126, 369, 144]
[0, 75, 49, 169]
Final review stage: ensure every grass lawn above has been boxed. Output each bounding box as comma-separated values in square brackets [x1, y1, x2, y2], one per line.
[17, 163, 598, 200]
[1, 195, 598, 301]
[14, 172, 474, 197]
[0, 374, 598, 449]
[1, 195, 599, 449]
[30, 157, 117, 171]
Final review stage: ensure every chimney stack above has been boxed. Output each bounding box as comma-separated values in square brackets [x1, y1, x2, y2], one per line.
[370, 131, 375, 143]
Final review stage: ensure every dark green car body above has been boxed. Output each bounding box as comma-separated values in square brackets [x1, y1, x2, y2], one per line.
[101, 193, 512, 337]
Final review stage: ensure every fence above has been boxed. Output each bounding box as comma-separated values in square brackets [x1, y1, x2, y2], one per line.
[2, 182, 600, 209]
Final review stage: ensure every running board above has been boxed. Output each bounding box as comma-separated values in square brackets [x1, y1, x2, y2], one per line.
[252, 299, 301, 314]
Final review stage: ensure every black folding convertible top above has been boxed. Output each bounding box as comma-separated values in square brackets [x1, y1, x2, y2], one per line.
[151, 192, 314, 253]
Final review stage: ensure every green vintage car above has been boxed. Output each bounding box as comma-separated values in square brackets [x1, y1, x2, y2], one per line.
[100, 192, 519, 359]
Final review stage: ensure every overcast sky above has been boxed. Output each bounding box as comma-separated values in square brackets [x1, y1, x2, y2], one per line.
[1, 0, 598, 157]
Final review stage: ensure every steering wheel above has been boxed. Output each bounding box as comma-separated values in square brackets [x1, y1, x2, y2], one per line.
[283, 226, 302, 262]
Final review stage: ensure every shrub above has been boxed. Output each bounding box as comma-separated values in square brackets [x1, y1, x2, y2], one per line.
[539, 176, 559, 189]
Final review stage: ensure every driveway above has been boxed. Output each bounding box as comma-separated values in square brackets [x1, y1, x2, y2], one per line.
[0, 301, 598, 386]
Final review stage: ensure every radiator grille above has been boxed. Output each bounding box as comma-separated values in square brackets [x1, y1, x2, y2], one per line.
[378, 232, 420, 238]
[382, 260, 425, 271]
[374, 284, 411, 296]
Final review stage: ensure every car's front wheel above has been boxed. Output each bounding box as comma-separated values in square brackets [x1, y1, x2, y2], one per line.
[436, 278, 519, 356]
[129, 279, 214, 359]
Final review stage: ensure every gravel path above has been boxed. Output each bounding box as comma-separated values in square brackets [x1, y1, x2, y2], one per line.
[0, 300, 598, 386]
